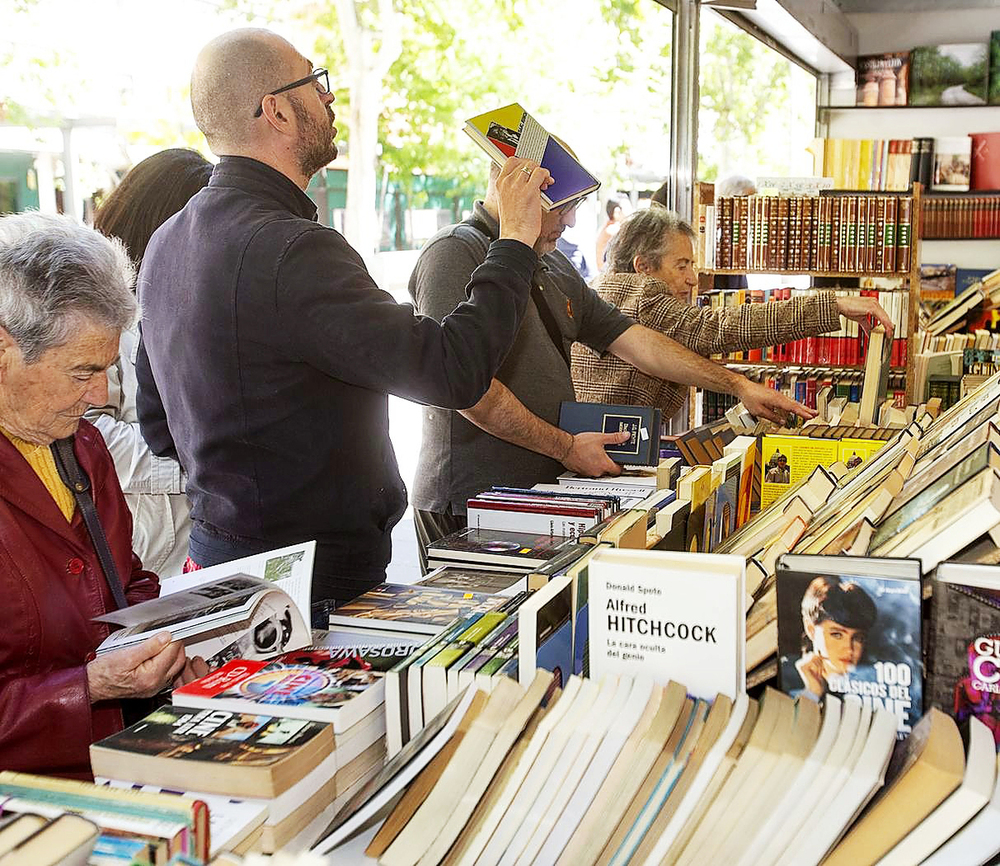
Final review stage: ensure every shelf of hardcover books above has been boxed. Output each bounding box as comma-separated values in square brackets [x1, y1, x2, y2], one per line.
[692, 181, 922, 424]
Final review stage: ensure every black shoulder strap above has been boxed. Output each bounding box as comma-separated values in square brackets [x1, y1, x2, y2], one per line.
[50, 437, 129, 610]
[462, 215, 570, 369]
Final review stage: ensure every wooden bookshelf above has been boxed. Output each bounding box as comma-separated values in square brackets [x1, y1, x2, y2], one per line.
[690, 181, 922, 426]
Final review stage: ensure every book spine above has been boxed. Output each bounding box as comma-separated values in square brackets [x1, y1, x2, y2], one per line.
[897, 196, 912, 273]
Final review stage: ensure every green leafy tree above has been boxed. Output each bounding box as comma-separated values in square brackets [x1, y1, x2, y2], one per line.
[698, 18, 793, 183]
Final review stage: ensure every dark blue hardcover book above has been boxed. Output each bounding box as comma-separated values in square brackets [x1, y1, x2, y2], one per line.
[957, 268, 994, 297]
[558, 401, 661, 466]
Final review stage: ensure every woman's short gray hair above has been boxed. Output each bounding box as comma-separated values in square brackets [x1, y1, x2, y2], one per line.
[608, 206, 695, 274]
[0, 212, 137, 363]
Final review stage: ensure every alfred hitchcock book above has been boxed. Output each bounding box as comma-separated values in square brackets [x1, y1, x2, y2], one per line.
[558, 401, 663, 466]
[928, 562, 1000, 748]
[464, 103, 600, 210]
[776, 554, 922, 739]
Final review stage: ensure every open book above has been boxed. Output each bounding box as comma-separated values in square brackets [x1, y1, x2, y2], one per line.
[94, 541, 316, 666]
[93, 574, 311, 667]
[464, 103, 600, 210]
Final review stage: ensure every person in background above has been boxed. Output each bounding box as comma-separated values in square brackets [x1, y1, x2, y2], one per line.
[89, 149, 213, 577]
[571, 206, 894, 422]
[556, 235, 593, 282]
[595, 194, 630, 272]
[650, 181, 669, 208]
[0, 213, 201, 778]
[409, 160, 815, 573]
[716, 173, 756, 199]
[136, 28, 552, 608]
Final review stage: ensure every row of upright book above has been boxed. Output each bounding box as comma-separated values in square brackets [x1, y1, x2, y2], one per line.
[315, 665, 1000, 866]
[701, 192, 913, 274]
[922, 194, 1000, 239]
[697, 286, 911, 368]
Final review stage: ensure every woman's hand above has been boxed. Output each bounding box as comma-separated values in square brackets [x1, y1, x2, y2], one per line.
[86, 632, 188, 703]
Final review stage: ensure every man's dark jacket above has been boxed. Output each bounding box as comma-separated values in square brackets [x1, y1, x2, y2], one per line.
[136, 157, 535, 590]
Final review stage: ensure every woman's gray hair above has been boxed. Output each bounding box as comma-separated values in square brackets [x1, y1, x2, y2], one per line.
[608, 206, 695, 274]
[0, 212, 137, 363]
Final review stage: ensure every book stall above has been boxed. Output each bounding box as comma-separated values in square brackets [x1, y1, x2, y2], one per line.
[3, 4, 1000, 866]
[8, 362, 1000, 865]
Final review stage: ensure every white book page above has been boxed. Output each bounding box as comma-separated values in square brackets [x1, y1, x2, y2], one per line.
[770, 697, 864, 866]
[509, 675, 623, 866]
[534, 677, 653, 864]
[479, 679, 600, 866]
[876, 717, 995, 866]
[158, 540, 316, 626]
[637, 693, 751, 866]
[735, 696, 842, 866]
[921, 754, 1000, 866]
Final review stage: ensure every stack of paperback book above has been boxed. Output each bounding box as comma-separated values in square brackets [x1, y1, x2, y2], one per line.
[313, 671, 996, 866]
[0, 772, 211, 863]
[88, 629, 426, 854]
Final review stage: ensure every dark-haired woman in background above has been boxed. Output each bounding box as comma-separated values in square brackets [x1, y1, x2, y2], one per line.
[89, 149, 213, 576]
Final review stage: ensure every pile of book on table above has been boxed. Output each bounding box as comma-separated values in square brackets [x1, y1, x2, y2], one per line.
[85, 624, 434, 856]
[709, 368, 1000, 688]
[311, 668, 1000, 866]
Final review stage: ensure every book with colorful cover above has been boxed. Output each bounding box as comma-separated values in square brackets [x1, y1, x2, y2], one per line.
[464, 103, 600, 210]
[428, 527, 573, 569]
[856, 51, 909, 106]
[0, 772, 210, 863]
[89, 706, 333, 798]
[927, 562, 1000, 748]
[416, 565, 526, 596]
[776, 554, 923, 739]
[910, 43, 989, 106]
[172, 635, 420, 731]
[327, 583, 505, 636]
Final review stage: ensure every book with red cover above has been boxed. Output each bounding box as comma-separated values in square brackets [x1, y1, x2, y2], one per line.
[172, 642, 403, 731]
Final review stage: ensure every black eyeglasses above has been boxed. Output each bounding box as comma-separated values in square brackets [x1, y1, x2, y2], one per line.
[254, 68, 330, 118]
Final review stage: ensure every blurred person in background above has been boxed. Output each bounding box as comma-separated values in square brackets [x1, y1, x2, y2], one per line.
[90, 148, 213, 576]
[595, 193, 630, 272]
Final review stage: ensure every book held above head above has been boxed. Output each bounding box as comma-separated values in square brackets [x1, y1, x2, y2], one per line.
[464, 103, 601, 211]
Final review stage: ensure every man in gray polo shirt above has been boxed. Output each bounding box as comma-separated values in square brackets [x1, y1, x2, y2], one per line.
[409, 162, 811, 571]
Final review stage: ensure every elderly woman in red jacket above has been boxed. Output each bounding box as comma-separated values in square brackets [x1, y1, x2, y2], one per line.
[0, 212, 200, 778]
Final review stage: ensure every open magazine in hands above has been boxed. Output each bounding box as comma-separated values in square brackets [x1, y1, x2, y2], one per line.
[93, 542, 316, 669]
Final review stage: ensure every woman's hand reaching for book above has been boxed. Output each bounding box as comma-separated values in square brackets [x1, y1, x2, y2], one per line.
[836, 295, 895, 337]
[86, 632, 188, 703]
[737, 378, 817, 424]
[496, 157, 553, 248]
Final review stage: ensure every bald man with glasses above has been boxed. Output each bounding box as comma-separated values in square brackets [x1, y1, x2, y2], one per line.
[135, 28, 555, 609]
[409, 157, 814, 573]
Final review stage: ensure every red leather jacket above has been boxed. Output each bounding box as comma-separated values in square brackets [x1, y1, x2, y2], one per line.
[0, 420, 159, 778]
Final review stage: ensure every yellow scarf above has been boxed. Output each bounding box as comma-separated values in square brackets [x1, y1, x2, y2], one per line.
[1, 427, 75, 521]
